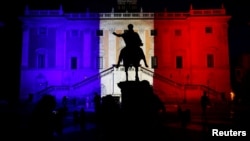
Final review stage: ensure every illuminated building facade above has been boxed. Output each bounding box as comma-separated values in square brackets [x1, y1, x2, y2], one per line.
[19, 4, 231, 103]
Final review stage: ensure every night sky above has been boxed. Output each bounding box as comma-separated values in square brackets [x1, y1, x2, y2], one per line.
[0, 0, 249, 101]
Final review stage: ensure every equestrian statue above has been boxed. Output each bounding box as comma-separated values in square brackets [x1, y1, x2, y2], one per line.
[113, 24, 148, 81]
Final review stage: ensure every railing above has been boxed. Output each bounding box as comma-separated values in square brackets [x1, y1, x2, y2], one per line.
[140, 67, 220, 96]
[73, 66, 114, 88]
[36, 85, 70, 95]
[190, 9, 226, 16]
[37, 65, 221, 97]
[36, 66, 115, 95]
[184, 84, 220, 96]
[64, 12, 190, 19]
[140, 67, 183, 88]
[25, 8, 227, 19]
[26, 10, 63, 16]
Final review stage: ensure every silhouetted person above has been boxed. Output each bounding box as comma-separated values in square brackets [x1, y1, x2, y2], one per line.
[100, 95, 121, 141]
[113, 24, 148, 81]
[62, 96, 67, 107]
[140, 80, 166, 138]
[29, 95, 56, 141]
[79, 107, 86, 131]
[93, 93, 101, 125]
[53, 107, 66, 136]
[73, 109, 79, 127]
[72, 97, 77, 106]
[181, 109, 191, 129]
[93, 93, 101, 113]
[177, 104, 182, 117]
[201, 91, 210, 116]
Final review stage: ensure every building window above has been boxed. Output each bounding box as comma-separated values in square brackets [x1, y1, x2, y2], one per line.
[207, 54, 214, 68]
[96, 30, 103, 36]
[151, 56, 158, 68]
[176, 56, 183, 69]
[37, 54, 45, 68]
[151, 29, 157, 36]
[71, 30, 79, 37]
[205, 26, 213, 34]
[38, 27, 47, 36]
[98, 57, 103, 69]
[174, 29, 182, 36]
[71, 57, 77, 69]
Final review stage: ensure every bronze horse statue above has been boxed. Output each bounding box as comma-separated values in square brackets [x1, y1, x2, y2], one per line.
[116, 46, 148, 81]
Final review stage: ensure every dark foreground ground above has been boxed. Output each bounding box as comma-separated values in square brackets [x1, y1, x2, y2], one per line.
[1, 99, 250, 141]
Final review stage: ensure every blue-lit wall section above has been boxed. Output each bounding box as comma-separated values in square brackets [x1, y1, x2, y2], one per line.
[19, 10, 101, 102]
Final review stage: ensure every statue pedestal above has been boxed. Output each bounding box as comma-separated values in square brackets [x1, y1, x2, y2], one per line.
[118, 81, 145, 113]
[117, 80, 165, 139]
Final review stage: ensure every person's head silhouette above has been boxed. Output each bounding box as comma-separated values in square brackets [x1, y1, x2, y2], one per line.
[128, 24, 133, 30]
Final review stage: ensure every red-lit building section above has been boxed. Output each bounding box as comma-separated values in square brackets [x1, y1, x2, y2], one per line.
[153, 6, 231, 103]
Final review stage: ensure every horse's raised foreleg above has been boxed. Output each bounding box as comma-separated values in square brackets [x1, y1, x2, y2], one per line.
[144, 60, 148, 68]
[142, 55, 148, 68]
[116, 49, 124, 68]
[116, 55, 122, 68]
[138, 48, 148, 68]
